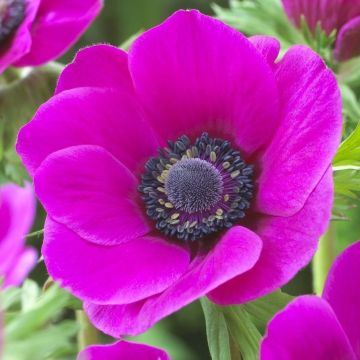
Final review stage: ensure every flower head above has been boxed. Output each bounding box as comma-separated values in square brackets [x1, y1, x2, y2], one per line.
[282, 0, 360, 61]
[17, 10, 342, 336]
[77, 341, 170, 360]
[0, 0, 103, 73]
[0, 183, 36, 288]
[261, 240, 360, 359]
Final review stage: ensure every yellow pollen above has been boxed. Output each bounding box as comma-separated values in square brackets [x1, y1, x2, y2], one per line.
[157, 187, 166, 193]
[165, 202, 174, 208]
[231, 170, 240, 178]
[222, 161, 230, 169]
[186, 149, 192, 158]
[157, 176, 165, 183]
[161, 170, 169, 178]
[159, 199, 165, 205]
[216, 208, 224, 216]
[224, 194, 230, 202]
[210, 151, 217, 162]
[171, 213, 180, 220]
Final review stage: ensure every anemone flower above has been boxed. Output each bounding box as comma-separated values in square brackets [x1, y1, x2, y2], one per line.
[17, 10, 342, 336]
[261, 240, 360, 359]
[77, 341, 170, 360]
[0, 183, 36, 288]
[0, 0, 103, 74]
[282, 0, 360, 61]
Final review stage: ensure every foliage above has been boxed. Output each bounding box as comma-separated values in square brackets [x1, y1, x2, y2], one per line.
[201, 291, 293, 360]
[0, 64, 61, 185]
[2, 280, 79, 360]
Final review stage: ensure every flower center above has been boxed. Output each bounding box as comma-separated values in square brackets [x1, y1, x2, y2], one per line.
[139, 132, 254, 241]
[0, 0, 25, 43]
[165, 158, 223, 214]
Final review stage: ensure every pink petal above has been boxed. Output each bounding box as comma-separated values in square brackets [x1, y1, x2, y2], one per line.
[0, 183, 35, 276]
[56, 44, 133, 94]
[0, 0, 40, 73]
[15, 0, 103, 66]
[208, 168, 333, 304]
[129, 9, 280, 155]
[250, 36, 280, 65]
[323, 241, 360, 357]
[335, 16, 360, 61]
[256, 45, 341, 217]
[43, 218, 189, 305]
[17, 87, 159, 177]
[34, 145, 150, 246]
[85, 226, 262, 336]
[77, 341, 170, 360]
[261, 296, 356, 360]
[3, 247, 37, 288]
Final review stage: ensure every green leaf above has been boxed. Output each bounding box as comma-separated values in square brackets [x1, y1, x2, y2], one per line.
[340, 85, 360, 137]
[200, 291, 293, 360]
[5, 284, 72, 340]
[241, 290, 293, 330]
[213, 0, 304, 49]
[214, 0, 336, 67]
[338, 56, 360, 89]
[334, 122, 360, 167]
[334, 171, 360, 199]
[200, 298, 232, 360]
[4, 321, 78, 360]
[223, 306, 261, 360]
[333, 119, 360, 203]
[2, 280, 80, 360]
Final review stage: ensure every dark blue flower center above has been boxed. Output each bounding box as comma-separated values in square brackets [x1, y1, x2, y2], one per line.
[139, 132, 254, 241]
[165, 158, 223, 214]
[0, 0, 25, 43]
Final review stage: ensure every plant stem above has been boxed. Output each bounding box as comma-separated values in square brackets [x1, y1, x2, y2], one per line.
[312, 222, 337, 295]
[76, 310, 100, 351]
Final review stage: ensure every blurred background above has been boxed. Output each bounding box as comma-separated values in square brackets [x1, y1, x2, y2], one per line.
[61, 0, 228, 63]
[22, 1, 360, 359]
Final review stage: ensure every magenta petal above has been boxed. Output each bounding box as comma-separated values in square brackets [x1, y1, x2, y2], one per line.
[323, 241, 360, 357]
[15, 0, 103, 66]
[3, 247, 37, 288]
[281, 0, 360, 35]
[77, 341, 170, 360]
[85, 226, 262, 336]
[56, 45, 133, 94]
[256, 45, 341, 217]
[208, 168, 333, 304]
[43, 218, 189, 304]
[0, 183, 35, 275]
[335, 16, 360, 61]
[17, 87, 159, 176]
[35, 145, 149, 246]
[129, 9, 279, 155]
[250, 36, 280, 65]
[0, 0, 40, 73]
[261, 296, 356, 360]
